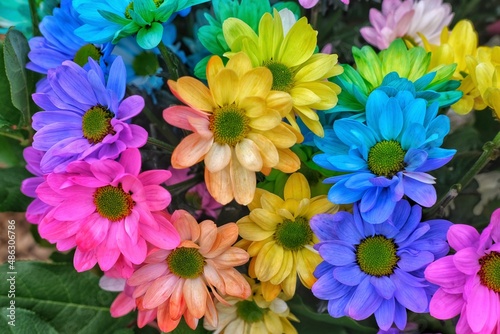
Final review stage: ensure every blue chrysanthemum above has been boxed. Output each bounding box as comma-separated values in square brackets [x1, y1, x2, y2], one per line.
[31, 56, 147, 174]
[313, 87, 456, 224]
[310, 200, 451, 331]
[27, 0, 114, 76]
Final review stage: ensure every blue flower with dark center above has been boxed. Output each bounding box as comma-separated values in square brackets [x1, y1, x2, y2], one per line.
[313, 87, 456, 224]
[310, 200, 451, 331]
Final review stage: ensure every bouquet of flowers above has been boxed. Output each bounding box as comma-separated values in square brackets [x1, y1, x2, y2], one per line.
[1, 0, 500, 333]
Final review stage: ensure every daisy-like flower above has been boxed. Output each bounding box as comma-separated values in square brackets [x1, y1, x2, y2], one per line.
[332, 39, 461, 115]
[127, 209, 251, 332]
[222, 9, 343, 137]
[163, 53, 300, 205]
[35, 148, 180, 273]
[314, 85, 456, 224]
[236, 173, 338, 301]
[74, 0, 209, 49]
[203, 276, 299, 334]
[424, 209, 500, 334]
[360, 0, 453, 50]
[31, 56, 147, 174]
[311, 200, 452, 331]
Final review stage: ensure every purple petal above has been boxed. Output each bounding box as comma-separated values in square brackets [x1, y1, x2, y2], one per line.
[393, 271, 429, 312]
[347, 276, 383, 320]
[310, 213, 339, 242]
[312, 272, 353, 300]
[117, 95, 145, 120]
[370, 275, 396, 299]
[334, 265, 365, 286]
[402, 176, 436, 207]
[317, 241, 356, 266]
[375, 298, 396, 331]
[397, 249, 434, 271]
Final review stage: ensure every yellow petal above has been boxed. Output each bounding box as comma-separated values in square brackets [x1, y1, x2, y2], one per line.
[205, 164, 233, 205]
[305, 196, 338, 219]
[284, 173, 311, 200]
[249, 208, 281, 230]
[239, 97, 267, 118]
[278, 16, 317, 67]
[258, 11, 283, 61]
[247, 238, 271, 257]
[258, 124, 297, 148]
[249, 109, 282, 130]
[261, 280, 281, 302]
[281, 259, 297, 299]
[247, 133, 279, 167]
[212, 69, 239, 106]
[175, 77, 215, 112]
[289, 87, 321, 107]
[237, 219, 275, 241]
[296, 248, 321, 288]
[270, 249, 294, 285]
[238, 67, 273, 102]
[225, 52, 254, 78]
[255, 241, 283, 281]
[223, 17, 259, 52]
[206, 56, 224, 92]
[259, 191, 285, 213]
[294, 54, 339, 82]
[230, 148, 256, 205]
[248, 187, 266, 211]
[274, 148, 300, 173]
[264, 312, 284, 333]
[235, 138, 263, 172]
[204, 142, 231, 173]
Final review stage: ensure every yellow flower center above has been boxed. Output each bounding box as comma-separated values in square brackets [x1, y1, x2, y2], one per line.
[367, 140, 406, 177]
[73, 44, 102, 67]
[93, 185, 134, 222]
[275, 217, 313, 251]
[236, 300, 266, 323]
[166, 247, 205, 279]
[356, 235, 399, 277]
[82, 106, 115, 144]
[478, 251, 500, 293]
[209, 104, 250, 146]
[263, 60, 294, 92]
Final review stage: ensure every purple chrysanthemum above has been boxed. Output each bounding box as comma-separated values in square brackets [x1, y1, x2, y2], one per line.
[31, 56, 147, 174]
[310, 200, 451, 331]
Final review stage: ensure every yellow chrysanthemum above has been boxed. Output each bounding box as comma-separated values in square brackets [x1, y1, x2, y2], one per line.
[203, 276, 299, 334]
[163, 53, 301, 205]
[222, 10, 343, 137]
[466, 46, 500, 120]
[236, 173, 338, 301]
[421, 20, 483, 114]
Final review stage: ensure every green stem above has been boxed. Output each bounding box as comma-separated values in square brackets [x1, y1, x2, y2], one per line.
[146, 137, 175, 153]
[27, 0, 40, 36]
[425, 131, 500, 218]
[158, 40, 181, 80]
[0, 130, 30, 146]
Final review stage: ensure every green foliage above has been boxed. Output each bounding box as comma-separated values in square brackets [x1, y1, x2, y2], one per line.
[0, 262, 136, 334]
[0, 307, 58, 334]
[168, 318, 210, 334]
[0, 167, 32, 212]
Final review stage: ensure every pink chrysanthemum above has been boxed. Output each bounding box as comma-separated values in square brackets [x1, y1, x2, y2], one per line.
[35, 148, 180, 274]
[424, 209, 500, 334]
[127, 210, 251, 333]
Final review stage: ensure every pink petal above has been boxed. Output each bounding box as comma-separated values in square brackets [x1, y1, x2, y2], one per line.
[143, 185, 171, 211]
[429, 288, 464, 320]
[466, 282, 491, 333]
[424, 256, 466, 289]
[128, 262, 169, 286]
[52, 196, 95, 221]
[124, 210, 140, 244]
[110, 291, 136, 317]
[118, 148, 142, 176]
[138, 170, 172, 186]
[453, 247, 481, 275]
[447, 224, 480, 251]
[97, 244, 121, 272]
[75, 214, 109, 252]
[163, 105, 209, 132]
[90, 159, 123, 183]
[489, 208, 500, 243]
[143, 274, 180, 309]
[73, 248, 97, 272]
[141, 213, 180, 250]
[117, 223, 147, 264]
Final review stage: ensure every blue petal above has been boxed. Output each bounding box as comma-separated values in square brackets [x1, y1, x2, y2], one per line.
[366, 90, 389, 133]
[317, 241, 356, 266]
[404, 148, 428, 170]
[425, 115, 450, 146]
[400, 123, 426, 150]
[33, 123, 83, 151]
[310, 213, 338, 241]
[369, 175, 397, 187]
[328, 154, 367, 172]
[334, 212, 364, 244]
[375, 298, 396, 331]
[361, 188, 397, 224]
[312, 273, 353, 300]
[393, 271, 429, 313]
[327, 292, 353, 318]
[394, 203, 422, 243]
[334, 265, 365, 286]
[413, 72, 436, 91]
[398, 225, 431, 249]
[328, 179, 365, 204]
[402, 176, 436, 207]
[314, 129, 348, 155]
[347, 276, 383, 320]
[106, 56, 126, 101]
[415, 154, 454, 172]
[379, 98, 403, 140]
[397, 249, 434, 271]
[387, 199, 411, 232]
[401, 98, 426, 130]
[334, 119, 378, 150]
[345, 172, 374, 189]
[312, 154, 337, 171]
[359, 187, 379, 213]
[393, 300, 408, 330]
[314, 261, 335, 278]
[423, 101, 439, 125]
[370, 275, 396, 299]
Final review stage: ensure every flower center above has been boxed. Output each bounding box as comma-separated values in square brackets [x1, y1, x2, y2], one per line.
[81, 106, 115, 144]
[478, 251, 500, 293]
[275, 217, 313, 251]
[209, 104, 250, 146]
[236, 300, 266, 323]
[166, 247, 205, 279]
[356, 235, 399, 277]
[93, 185, 134, 222]
[263, 61, 294, 92]
[132, 51, 160, 76]
[367, 140, 406, 177]
[74, 44, 102, 67]
[125, 0, 163, 19]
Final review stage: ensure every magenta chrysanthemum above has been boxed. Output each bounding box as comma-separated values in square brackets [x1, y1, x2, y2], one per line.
[35, 148, 180, 274]
[424, 209, 500, 334]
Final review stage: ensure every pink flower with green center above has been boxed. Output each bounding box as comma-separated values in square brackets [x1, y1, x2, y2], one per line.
[36, 148, 180, 274]
[424, 209, 500, 334]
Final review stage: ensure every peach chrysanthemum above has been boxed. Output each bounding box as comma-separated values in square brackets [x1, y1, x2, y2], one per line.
[127, 210, 251, 332]
[163, 53, 301, 205]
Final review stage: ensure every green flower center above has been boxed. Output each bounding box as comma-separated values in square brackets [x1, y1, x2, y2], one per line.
[236, 300, 266, 323]
[209, 104, 250, 146]
[74, 44, 102, 67]
[166, 247, 205, 279]
[81, 106, 115, 144]
[275, 217, 313, 251]
[93, 185, 134, 222]
[263, 61, 294, 92]
[367, 140, 406, 177]
[478, 251, 500, 293]
[125, 0, 163, 19]
[132, 51, 160, 76]
[356, 235, 399, 277]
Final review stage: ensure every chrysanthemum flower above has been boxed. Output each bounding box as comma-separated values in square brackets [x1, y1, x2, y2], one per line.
[314, 86, 456, 224]
[311, 200, 452, 331]
[203, 276, 299, 334]
[35, 148, 180, 273]
[420, 20, 481, 114]
[163, 53, 300, 205]
[31, 57, 147, 174]
[74, 0, 208, 49]
[360, 0, 453, 50]
[127, 209, 251, 332]
[424, 209, 500, 334]
[332, 39, 461, 115]
[222, 10, 343, 137]
[236, 173, 338, 300]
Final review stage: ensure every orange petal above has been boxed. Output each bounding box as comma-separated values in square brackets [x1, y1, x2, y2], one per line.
[274, 148, 300, 173]
[212, 247, 249, 268]
[198, 220, 218, 255]
[230, 149, 257, 205]
[176, 77, 215, 112]
[235, 138, 263, 172]
[205, 223, 239, 258]
[171, 133, 213, 169]
[171, 210, 200, 242]
[205, 164, 234, 205]
[163, 105, 209, 131]
[205, 142, 231, 173]
[157, 302, 181, 333]
[222, 267, 251, 299]
[183, 277, 208, 319]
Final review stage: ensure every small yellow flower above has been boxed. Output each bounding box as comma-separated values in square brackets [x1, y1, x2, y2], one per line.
[236, 173, 338, 301]
[222, 10, 343, 137]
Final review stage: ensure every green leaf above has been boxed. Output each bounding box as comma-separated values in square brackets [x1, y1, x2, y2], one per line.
[3, 28, 36, 127]
[0, 166, 32, 212]
[0, 307, 58, 334]
[0, 43, 20, 127]
[0, 262, 136, 334]
[0, 136, 25, 168]
[167, 318, 209, 334]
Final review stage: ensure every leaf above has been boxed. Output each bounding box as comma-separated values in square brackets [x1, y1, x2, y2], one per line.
[3, 28, 37, 127]
[0, 136, 25, 168]
[167, 318, 210, 334]
[0, 167, 32, 212]
[0, 261, 136, 334]
[0, 43, 20, 127]
[0, 307, 58, 334]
